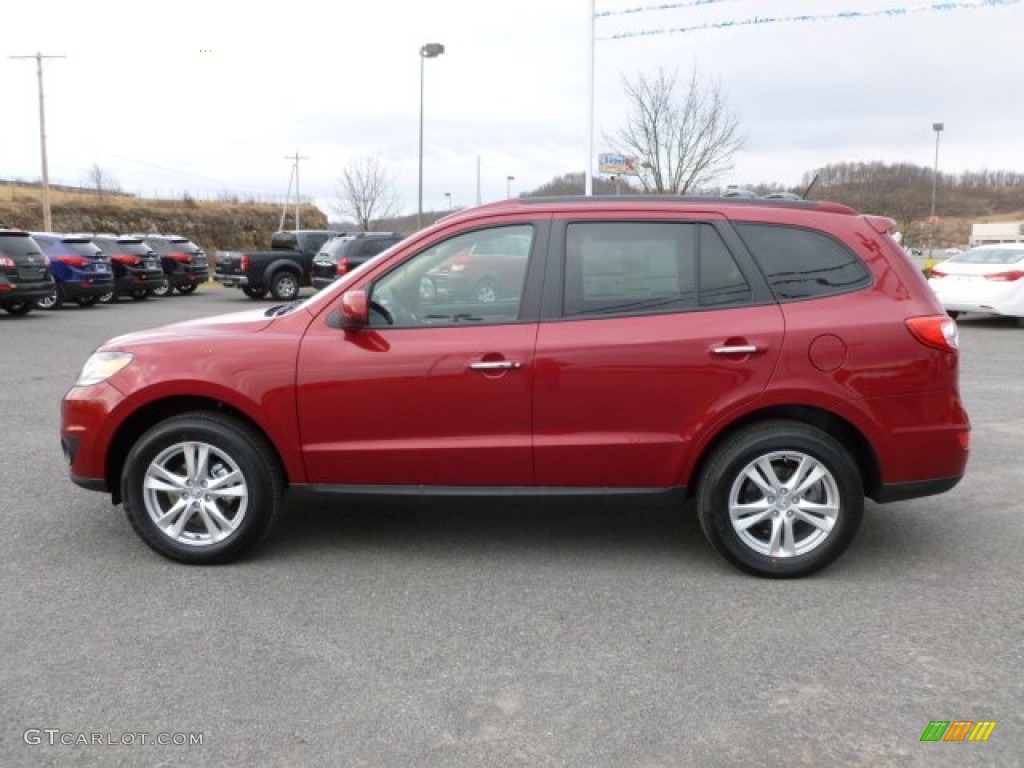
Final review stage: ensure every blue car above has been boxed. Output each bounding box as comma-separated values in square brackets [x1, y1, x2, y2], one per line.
[31, 233, 115, 308]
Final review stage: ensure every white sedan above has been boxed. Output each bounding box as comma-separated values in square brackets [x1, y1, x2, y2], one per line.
[928, 243, 1024, 321]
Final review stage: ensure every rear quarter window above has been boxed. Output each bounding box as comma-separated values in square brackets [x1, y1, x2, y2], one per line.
[734, 223, 872, 300]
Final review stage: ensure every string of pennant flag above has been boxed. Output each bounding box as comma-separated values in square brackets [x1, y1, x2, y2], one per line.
[597, 0, 1021, 39]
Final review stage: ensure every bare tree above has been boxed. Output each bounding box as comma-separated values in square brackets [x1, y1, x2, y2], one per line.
[609, 67, 746, 194]
[332, 156, 402, 231]
[84, 163, 119, 199]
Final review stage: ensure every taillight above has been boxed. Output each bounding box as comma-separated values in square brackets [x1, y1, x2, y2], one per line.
[906, 315, 958, 351]
[240, 254, 251, 272]
[57, 255, 91, 268]
[336, 258, 351, 276]
[0, 255, 15, 268]
[113, 254, 142, 266]
[983, 270, 1024, 282]
[168, 251, 193, 263]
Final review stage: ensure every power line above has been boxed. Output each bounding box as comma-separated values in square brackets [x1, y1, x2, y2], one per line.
[9, 52, 66, 231]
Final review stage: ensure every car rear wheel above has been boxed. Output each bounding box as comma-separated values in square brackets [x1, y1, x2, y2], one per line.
[269, 272, 300, 301]
[697, 420, 863, 578]
[121, 412, 283, 564]
[36, 290, 62, 310]
[177, 284, 198, 294]
[3, 300, 34, 316]
[242, 286, 267, 299]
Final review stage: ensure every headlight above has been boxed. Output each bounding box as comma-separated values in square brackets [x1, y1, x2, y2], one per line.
[74, 351, 134, 386]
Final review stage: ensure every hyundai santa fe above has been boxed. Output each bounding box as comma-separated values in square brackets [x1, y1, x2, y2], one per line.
[61, 196, 970, 577]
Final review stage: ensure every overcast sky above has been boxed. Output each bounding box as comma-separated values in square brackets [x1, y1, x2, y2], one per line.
[3, 0, 1022, 219]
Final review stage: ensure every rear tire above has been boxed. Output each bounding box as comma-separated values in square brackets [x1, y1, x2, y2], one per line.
[3, 300, 33, 316]
[36, 290, 62, 310]
[121, 412, 283, 564]
[269, 272, 300, 301]
[697, 420, 863, 578]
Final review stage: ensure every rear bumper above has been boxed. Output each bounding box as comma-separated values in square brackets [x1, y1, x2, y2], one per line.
[0, 280, 56, 302]
[874, 475, 963, 503]
[58, 279, 114, 300]
[166, 268, 210, 288]
[215, 273, 249, 288]
[115, 273, 167, 294]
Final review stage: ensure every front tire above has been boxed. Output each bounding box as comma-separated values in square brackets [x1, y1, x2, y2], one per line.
[130, 289, 150, 301]
[242, 286, 267, 299]
[269, 272, 300, 301]
[152, 281, 173, 297]
[697, 421, 863, 578]
[76, 296, 99, 308]
[121, 412, 283, 564]
[177, 284, 198, 294]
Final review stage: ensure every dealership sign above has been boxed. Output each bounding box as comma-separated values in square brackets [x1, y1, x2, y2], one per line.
[598, 154, 640, 176]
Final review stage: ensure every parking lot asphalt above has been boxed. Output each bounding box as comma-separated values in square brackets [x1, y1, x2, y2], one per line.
[1, 284, 1021, 767]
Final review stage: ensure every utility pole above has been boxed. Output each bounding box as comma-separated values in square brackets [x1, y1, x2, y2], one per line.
[476, 156, 482, 206]
[279, 163, 296, 230]
[9, 52, 66, 231]
[285, 152, 308, 229]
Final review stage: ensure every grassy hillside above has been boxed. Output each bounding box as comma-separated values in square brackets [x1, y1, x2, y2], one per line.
[0, 183, 327, 253]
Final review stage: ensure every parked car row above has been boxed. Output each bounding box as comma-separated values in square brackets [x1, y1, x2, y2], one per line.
[0, 228, 209, 314]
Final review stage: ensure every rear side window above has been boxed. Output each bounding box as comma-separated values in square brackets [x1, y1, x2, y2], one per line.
[271, 232, 299, 250]
[563, 222, 752, 317]
[734, 223, 871, 300]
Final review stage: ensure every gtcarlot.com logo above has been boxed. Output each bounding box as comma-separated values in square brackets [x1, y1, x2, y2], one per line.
[921, 720, 997, 742]
[23, 729, 203, 746]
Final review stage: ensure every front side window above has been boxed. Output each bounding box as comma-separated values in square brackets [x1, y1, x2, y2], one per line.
[735, 223, 872, 300]
[369, 224, 534, 327]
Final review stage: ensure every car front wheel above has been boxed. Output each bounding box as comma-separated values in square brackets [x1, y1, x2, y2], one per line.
[121, 412, 283, 564]
[242, 286, 267, 299]
[152, 281, 172, 297]
[697, 421, 863, 578]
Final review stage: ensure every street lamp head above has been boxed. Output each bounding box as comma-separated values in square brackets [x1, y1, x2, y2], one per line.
[933, 122, 944, 133]
[421, 43, 445, 58]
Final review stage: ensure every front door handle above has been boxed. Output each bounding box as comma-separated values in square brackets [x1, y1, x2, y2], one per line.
[469, 360, 522, 371]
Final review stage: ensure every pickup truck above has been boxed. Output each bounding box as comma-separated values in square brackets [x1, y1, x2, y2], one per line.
[214, 230, 337, 300]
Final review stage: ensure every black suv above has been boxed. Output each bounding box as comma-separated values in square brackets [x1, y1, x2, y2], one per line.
[90, 235, 167, 301]
[133, 235, 209, 296]
[0, 229, 55, 316]
[311, 232, 403, 290]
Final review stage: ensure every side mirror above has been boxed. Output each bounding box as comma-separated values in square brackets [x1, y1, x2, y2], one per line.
[340, 290, 369, 331]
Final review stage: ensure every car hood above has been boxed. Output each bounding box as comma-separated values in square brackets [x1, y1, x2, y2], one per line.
[102, 307, 277, 349]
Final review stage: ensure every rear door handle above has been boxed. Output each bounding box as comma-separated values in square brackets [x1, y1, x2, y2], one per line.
[470, 360, 522, 371]
[712, 344, 759, 355]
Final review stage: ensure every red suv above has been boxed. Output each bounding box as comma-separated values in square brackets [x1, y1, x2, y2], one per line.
[61, 197, 970, 577]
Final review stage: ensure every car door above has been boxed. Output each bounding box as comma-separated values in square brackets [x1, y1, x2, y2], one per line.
[532, 218, 784, 488]
[296, 220, 548, 487]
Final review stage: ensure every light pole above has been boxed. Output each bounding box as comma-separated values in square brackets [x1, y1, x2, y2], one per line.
[444, 192, 452, 211]
[418, 42, 445, 230]
[506, 175, 515, 199]
[928, 122, 944, 257]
